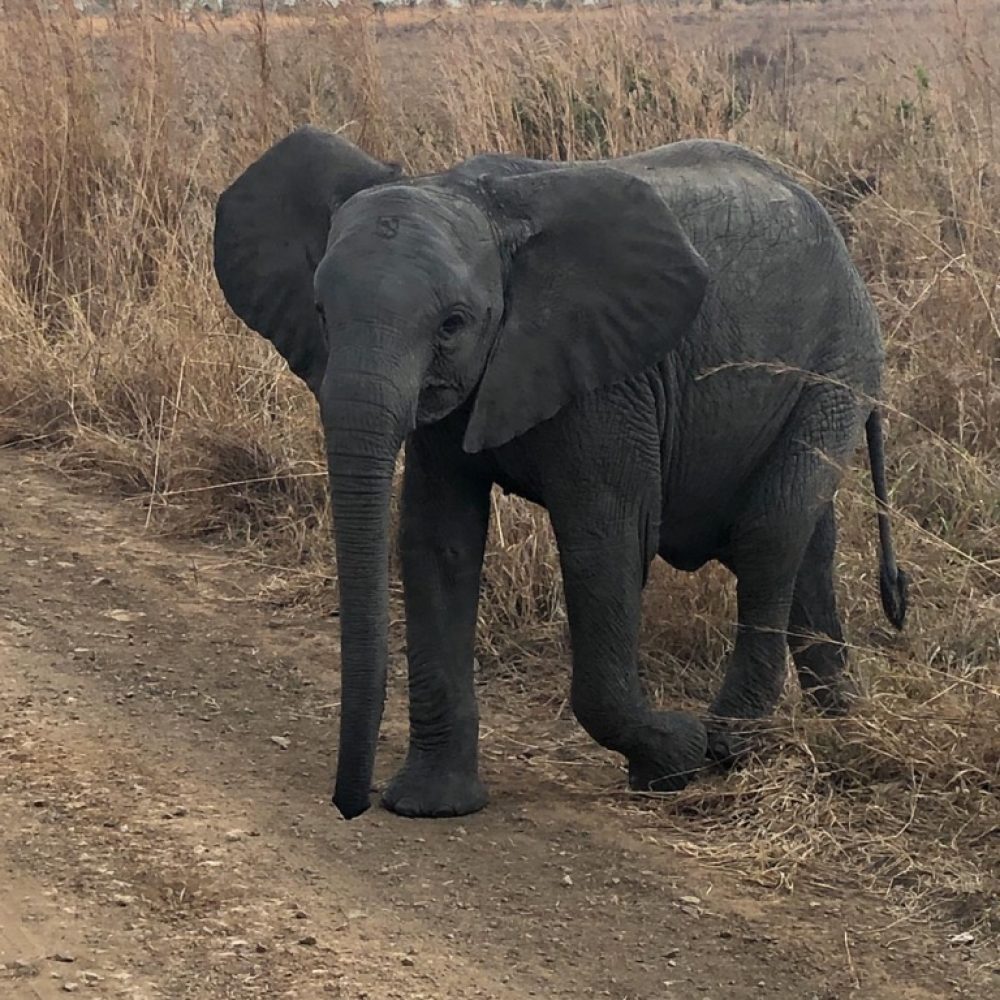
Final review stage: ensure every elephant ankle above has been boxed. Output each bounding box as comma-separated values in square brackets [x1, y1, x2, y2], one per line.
[624, 710, 708, 793]
[407, 715, 480, 770]
[709, 680, 783, 723]
[705, 723, 755, 768]
[800, 673, 857, 717]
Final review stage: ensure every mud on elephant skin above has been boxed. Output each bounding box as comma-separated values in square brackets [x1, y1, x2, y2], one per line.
[213, 127, 908, 820]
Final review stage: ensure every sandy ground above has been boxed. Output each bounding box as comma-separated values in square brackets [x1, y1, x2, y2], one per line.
[0, 447, 993, 999]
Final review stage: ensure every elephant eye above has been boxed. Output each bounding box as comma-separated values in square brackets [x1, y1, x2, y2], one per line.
[440, 311, 468, 337]
[315, 302, 326, 324]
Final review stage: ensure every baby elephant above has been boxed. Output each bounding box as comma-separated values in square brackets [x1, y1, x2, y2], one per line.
[214, 128, 907, 820]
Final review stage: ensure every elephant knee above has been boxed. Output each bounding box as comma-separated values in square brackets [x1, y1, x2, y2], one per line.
[400, 526, 471, 579]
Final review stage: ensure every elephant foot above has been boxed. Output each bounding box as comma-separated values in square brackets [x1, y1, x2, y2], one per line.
[704, 705, 778, 768]
[802, 673, 857, 717]
[705, 723, 754, 768]
[382, 758, 488, 818]
[626, 711, 708, 793]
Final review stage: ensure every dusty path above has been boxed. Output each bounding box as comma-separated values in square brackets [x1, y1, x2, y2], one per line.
[0, 448, 989, 999]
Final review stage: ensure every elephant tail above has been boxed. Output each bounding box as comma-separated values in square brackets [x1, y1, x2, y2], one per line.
[865, 407, 909, 630]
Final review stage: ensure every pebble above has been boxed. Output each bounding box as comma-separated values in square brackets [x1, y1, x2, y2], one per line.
[52, 952, 76, 963]
[298, 935, 317, 947]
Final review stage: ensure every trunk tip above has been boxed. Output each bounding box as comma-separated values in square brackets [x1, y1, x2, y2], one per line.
[332, 788, 372, 820]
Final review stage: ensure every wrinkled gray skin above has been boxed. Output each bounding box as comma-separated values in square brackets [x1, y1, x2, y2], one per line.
[214, 127, 908, 821]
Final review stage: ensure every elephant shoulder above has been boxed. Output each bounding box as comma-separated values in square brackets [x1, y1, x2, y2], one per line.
[622, 141, 843, 248]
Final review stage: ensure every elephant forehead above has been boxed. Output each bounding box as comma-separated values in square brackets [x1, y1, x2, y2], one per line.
[331, 186, 488, 253]
[314, 246, 450, 317]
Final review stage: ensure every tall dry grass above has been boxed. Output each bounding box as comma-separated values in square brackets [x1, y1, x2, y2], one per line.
[0, 0, 996, 944]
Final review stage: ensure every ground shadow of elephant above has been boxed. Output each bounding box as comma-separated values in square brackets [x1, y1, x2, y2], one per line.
[213, 127, 908, 820]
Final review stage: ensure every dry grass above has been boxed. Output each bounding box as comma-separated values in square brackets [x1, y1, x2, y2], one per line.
[0, 0, 996, 944]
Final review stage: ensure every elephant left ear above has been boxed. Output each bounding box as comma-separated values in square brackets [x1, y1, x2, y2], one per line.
[462, 167, 709, 453]
[213, 127, 401, 396]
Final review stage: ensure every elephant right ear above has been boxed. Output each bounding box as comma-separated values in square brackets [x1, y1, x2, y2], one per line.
[213, 127, 401, 395]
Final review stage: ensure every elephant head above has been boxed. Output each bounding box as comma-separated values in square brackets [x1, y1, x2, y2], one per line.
[213, 127, 708, 819]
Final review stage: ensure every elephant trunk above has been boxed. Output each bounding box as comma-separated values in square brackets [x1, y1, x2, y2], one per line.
[323, 367, 415, 820]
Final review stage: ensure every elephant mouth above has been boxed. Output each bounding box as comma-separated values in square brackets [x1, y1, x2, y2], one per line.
[416, 379, 463, 424]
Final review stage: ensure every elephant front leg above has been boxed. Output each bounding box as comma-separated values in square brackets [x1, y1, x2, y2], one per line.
[556, 527, 708, 794]
[381, 437, 491, 818]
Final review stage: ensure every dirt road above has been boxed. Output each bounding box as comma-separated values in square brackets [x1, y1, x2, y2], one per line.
[0, 448, 990, 999]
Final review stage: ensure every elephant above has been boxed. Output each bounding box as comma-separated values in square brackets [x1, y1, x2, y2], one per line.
[213, 126, 908, 821]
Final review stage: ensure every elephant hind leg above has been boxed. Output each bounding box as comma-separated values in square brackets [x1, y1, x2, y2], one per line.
[707, 388, 858, 762]
[789, 501, 854, 715]
[706, 550, 799, 763]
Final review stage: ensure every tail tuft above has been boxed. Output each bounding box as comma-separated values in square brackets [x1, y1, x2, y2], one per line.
[879, 564, 909, 631]
[867, 408, 908, 632]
